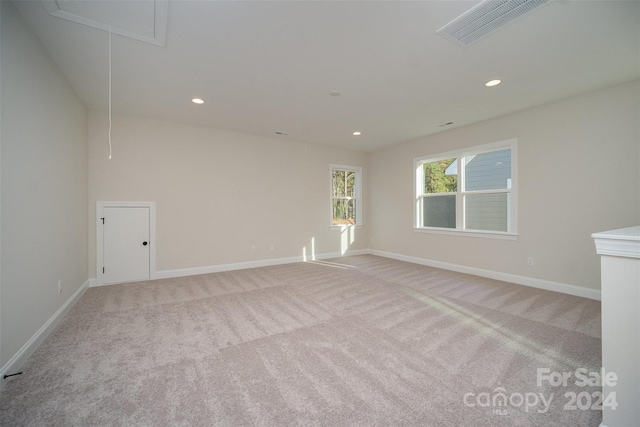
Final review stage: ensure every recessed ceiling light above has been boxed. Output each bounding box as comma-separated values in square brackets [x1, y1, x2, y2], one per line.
[485, 79, 501, 87]
[353, 131, 362, 136]
[192, 98, 205, 104]
[329, 90, 341, 97]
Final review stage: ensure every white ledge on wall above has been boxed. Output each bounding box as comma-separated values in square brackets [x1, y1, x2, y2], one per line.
[330, 225, 363, 231]
[592, 225, 640, 259]
[413, 227, 518, 241]
[592, 225, 640, 427]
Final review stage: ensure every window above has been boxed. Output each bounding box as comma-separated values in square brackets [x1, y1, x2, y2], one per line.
[414, 139, 517, 237]
[331, 165, 362, 226]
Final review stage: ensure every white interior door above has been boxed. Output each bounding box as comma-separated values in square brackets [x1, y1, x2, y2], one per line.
[102, 206, 150, 284]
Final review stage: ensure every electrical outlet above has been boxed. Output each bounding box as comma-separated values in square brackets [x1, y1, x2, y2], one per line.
[527, 257, 535, 267]
[251, 245, 256, 253]
[269, 244, 275, 252]
[57, 280, 63, 294]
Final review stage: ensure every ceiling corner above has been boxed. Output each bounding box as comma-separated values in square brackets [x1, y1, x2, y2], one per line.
[40, 0, 168, 47]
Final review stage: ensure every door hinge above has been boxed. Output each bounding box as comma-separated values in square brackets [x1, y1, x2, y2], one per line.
[101, 217, 105, 224]
[102, 267, 105, 274]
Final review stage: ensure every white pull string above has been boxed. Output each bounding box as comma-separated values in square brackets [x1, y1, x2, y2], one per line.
[108, 24, 112, 160]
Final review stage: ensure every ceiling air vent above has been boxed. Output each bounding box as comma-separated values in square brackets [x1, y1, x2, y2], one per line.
[437, 0, 551, 47]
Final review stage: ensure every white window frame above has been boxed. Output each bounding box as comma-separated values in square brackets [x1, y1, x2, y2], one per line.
[414, 139, 517, 240]
[330, 164, 362, 228]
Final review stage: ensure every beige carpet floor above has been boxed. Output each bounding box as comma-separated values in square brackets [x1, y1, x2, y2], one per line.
[0, 255, 602, 426]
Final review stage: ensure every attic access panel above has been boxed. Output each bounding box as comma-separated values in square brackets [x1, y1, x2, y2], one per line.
[41, 0, 168, 46]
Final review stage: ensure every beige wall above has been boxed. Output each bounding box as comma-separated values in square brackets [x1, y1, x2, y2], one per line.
[0, 2, 88, 366]
[370, 80, 640, 290]
[88, 112, 369, 277]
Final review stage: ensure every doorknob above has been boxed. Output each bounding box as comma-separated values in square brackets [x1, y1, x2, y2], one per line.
[143, 241, 148, 246]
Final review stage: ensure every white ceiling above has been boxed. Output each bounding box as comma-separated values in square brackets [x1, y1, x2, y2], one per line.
[40, 0, 168, 45]
[12, 0, 640, 151]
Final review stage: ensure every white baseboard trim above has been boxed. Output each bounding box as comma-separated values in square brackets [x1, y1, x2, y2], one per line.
[369, 250, 601, 301]
[0, 251, 597, 391]
[0, 278, 90, 390]
[155, 249, 370, 280]
[89, 249, 370, 285]
[89, 248, 600, 301]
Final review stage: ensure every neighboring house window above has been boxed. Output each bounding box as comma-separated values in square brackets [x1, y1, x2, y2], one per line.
[331, 165, 362, 226]
[414, 139, 517, 237]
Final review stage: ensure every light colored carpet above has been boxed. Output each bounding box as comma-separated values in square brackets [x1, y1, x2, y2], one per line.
[0, 255, 602, 426]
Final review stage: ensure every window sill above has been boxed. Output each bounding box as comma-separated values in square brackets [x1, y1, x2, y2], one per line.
[331, 224, 362, 230]
[413, 227, 518, 240]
